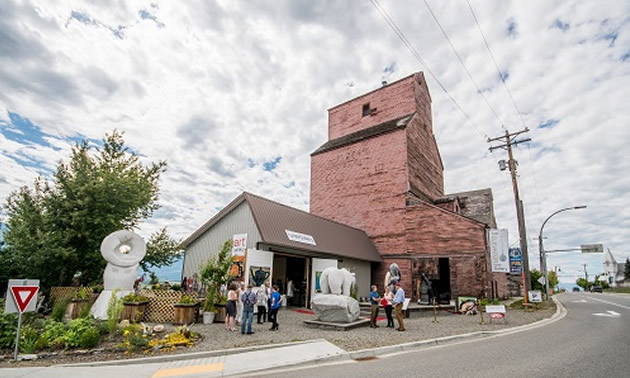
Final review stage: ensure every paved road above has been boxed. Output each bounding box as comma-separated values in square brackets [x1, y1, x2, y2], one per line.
[257, 293, 630, 378]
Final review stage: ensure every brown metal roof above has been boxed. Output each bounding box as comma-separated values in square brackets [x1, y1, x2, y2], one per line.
[182, 192, 382, 262]
[244, 192, 381, 262]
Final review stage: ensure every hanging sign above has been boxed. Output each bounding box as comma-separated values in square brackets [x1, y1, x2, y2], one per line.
[232, 233, 247, 256]
[285, 230, 316, 245]
[488, 229, 510, 273]
[509, 248, 522, 274]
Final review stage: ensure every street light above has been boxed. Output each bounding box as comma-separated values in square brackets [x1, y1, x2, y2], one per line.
[539, 205, 587, 299]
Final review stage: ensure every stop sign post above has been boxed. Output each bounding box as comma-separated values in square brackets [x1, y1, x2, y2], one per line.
[4, 279, 40, 360]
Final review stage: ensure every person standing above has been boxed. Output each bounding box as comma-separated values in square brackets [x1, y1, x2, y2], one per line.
[268, 285, 281, 331]
[240, 284, 257, 335]
[236, 282, 244, 326]
[256, 285, 268, 324]
[383, 286, 395, 328]
[225, 283, 238, 332]
[369, 285, 381, 328]
[393, 282, 405, 331]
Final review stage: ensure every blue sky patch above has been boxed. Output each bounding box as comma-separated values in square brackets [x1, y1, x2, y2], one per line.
[247, 158, 256, 168]
[139, 9, 165, 28]
[383, 62, 397, 75]
[603, 31, 618, 47]
[538, 119, 559, 129]
[1, 112, 53, 148]
[263, 156, 281, 171]
[499, 71, 510, 82]
[552, 19, 570, 32]
[621, 51, 630, 62]
[507, 18, 517, 37]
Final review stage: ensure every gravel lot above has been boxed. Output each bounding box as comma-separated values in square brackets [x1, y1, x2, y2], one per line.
[1, 301, 555, 367]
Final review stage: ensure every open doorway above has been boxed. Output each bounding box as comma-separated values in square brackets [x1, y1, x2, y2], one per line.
[271, 255, 307, 307]
[436, 258, 451, 304]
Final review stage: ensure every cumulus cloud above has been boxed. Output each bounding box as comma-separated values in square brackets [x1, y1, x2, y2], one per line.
[1, 0, 629, 282]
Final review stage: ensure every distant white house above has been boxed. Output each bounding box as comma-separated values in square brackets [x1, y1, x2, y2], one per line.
[601, 249, 627, 287]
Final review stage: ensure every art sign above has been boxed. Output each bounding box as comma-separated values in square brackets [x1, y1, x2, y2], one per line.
[232, 233, 247, 256]
[509, 248, 522, 274]
[488, 229, 509, 273]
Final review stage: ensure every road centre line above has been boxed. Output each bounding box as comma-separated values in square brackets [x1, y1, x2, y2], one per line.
[585, 296, 630, 310]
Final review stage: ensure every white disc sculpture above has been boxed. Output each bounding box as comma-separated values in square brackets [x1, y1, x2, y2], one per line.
[90, 230, 146, 320]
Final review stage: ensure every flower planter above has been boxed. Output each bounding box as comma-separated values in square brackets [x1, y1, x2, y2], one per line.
[173, 303, 199, 325]
[214, 303, 227, 323]
[202, 311, 216, 324]
[68, 299, 91, 319]
[121, 301, 149, 322]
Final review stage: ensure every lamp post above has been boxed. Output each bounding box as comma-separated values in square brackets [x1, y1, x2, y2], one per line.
[539, 206, 587, 300]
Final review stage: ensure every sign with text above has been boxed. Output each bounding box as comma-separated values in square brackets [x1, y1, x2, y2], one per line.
[4, 279, 40, 314]
[232, 233, 247, 256]
[509, 248, 522, 274]
[581, 244, 603, 253]
[528, 290, 543, 303]
[285, 230, 316, 245]
[486, 305, 506, 320]
[488, 229, 510, 273]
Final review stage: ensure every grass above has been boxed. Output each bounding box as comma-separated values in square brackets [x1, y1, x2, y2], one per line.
[604, 287, 630, 294]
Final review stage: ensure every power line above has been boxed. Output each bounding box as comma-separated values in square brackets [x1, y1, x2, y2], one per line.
[465, 0, 528, 130]
[369, 0, 490, 140]
[422, 0, 506, 133]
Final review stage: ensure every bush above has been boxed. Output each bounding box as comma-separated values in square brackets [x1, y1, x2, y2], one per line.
[119, 324, 148, 352]
[79, 327, 101, 349]
[51, 298, 70, 322]
[19, 325, 38, 353]
[0, 313, 18, 349]
[60, 318, 97, 349]
[38, 320, 67, 350]
[107, 290, 123, 335]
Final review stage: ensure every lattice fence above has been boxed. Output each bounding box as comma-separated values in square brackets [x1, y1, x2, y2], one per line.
[138, 289, 200, 323]
[50, 287, 94, 306]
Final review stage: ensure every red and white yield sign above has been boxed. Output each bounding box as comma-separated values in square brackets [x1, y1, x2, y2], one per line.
[4, 279, 40, 314]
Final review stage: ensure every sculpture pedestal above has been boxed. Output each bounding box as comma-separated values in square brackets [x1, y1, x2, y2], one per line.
[90, 290, 131, 320]
[311, 294, 360, 323]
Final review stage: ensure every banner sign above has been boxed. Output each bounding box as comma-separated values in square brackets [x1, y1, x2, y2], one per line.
[488, 229, 510, 273]
[581, 244, 603, 253]
[232, 233, 247, 256]
[509, 248, 522, 274]
[285, 230, 316, 245]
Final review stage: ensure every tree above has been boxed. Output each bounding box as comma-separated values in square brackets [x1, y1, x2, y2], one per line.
[0, 130, 173, 292]
[548, 271, 559, 290]
[142, 227, 184, 272]
[625, 258, 630, 282]
[576, 278, 590, 290]
[199, 240, 235, 312]
[530, 269, 543, 291]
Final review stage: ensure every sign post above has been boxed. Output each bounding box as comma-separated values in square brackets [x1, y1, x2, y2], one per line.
[5, 279, 39, 361]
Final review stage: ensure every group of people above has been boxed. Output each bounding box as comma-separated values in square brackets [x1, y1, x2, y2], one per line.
[369, 282, 406, 331]
[224, 282, 282, 334]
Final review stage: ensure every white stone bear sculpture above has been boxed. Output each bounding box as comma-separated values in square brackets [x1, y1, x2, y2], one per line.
[90, 230, 146, 319]
[320, 267, 356, 296]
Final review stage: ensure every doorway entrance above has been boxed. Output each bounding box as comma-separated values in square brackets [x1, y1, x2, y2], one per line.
[436, 258, 451, 304]
[271, 254, 307, 307]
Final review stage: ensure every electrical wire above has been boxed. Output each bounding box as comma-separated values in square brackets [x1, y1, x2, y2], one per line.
[422, 0, 506, 133]
[369, 0, 490, 140]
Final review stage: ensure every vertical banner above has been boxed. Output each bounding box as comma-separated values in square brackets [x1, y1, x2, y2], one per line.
[509, 248, 522, 274]
[232, 233, 247, 256]
[488, 229, 510, 273]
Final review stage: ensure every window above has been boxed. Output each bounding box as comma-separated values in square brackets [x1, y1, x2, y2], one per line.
[362, 103, 371, 117]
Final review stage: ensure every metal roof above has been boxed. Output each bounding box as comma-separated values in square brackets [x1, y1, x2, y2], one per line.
[182, 192, 382, 262]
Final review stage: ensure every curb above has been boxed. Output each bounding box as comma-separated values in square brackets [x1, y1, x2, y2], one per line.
[231, 296, 567, 377]
[58, 338, 329, 367]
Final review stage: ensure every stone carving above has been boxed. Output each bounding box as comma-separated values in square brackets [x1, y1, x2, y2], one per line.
[312, 267, 359, 323]
[319, 267, 355, 296]
[90, 230, 146, 319]
[311, 294, 360, 323]
[384, 263, 401, 291]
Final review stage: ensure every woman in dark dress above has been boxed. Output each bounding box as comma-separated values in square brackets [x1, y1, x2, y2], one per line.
[225, 282, 238, 331]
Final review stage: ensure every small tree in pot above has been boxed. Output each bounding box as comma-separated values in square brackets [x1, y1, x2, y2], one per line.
[199, 240, 235, 324]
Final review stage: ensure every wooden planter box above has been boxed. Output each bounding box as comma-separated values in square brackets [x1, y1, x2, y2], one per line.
[122, 301, 149, 322]
[68, 299, 91, 319]
[173, 303, 199, 325]
[214, 303, 227, 323]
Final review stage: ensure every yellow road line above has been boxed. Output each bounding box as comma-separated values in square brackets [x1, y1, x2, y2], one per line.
[152, 362, 224, 377]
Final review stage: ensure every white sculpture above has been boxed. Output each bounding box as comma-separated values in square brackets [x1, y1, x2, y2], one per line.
[320, 267, 355, 296]
[90, 230, 146, 320]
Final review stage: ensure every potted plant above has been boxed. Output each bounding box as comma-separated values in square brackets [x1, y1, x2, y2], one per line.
[68, 287, 92, 319]
[121, 292, 150, 322]
[173, 293, 199, 325]
[199, 240, 235, 324]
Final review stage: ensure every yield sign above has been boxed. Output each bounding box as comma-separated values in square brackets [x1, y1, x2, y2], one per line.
[10, 286, 39, 313]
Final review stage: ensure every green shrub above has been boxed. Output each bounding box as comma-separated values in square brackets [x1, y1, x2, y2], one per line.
[79, 327, 101, 349]
[178, 293, 197, 304]
[38, 320, 67, 350]
[119, 324, 148, 352]
[79, 303, 92, 318]
[107, 290, 123, 335]
[61, 318, 97, 349]
[51, 298, 70, 322]
[19, 325, 38, 353]
[0, 313, 18, 349]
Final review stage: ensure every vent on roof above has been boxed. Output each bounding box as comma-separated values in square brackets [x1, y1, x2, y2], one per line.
[362, 103, 371, 117]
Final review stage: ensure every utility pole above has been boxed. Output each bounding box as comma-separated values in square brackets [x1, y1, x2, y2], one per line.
[488, 128, 532, 300]
[583, 264, 588, 282]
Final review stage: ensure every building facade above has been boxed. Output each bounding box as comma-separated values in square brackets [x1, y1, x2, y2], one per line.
[311, 72, 509, 301]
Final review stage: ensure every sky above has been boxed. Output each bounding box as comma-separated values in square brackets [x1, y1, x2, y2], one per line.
[1, 0, 629, 284]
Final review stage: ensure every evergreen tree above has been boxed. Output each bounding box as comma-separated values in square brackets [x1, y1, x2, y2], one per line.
[624, 257, 630, 282]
